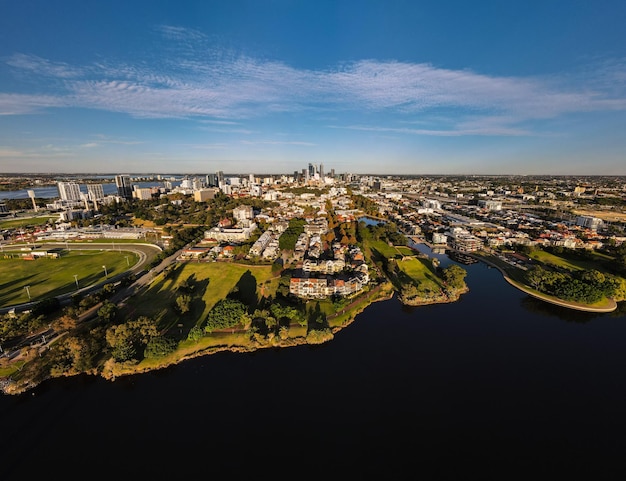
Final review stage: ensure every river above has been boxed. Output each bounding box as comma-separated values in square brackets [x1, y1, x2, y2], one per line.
[0, 181, 181, 200]
[1, 244, 625, 477]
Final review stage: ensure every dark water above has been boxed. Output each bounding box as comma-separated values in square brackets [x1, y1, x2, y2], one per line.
[1, 247, 626, 477]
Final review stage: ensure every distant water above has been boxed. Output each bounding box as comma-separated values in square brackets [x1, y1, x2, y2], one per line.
[0, 181, 181, 200]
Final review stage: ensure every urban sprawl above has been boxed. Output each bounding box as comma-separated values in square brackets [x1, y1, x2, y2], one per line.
[2, 167, 625, 301]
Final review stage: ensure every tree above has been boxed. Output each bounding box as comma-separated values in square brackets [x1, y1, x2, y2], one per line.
[98, 301, 118, 323]
[175, 294, 192, 315]
[105, 316, 158, 362]
[204, 298, 247, 333]
[144, 336, 177, 358]
[526, 266, 548, 290]
[187, 325, 204, 342]
[440, 264, 467, 290]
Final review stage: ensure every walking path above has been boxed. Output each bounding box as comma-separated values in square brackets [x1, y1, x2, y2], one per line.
[473, 253, 617, 313]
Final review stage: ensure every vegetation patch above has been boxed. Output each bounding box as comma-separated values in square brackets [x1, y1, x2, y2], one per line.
[0, 216, 56, 229]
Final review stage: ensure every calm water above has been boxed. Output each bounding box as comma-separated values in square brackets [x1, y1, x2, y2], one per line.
[0, 181, 180, 200]
[1, 246, 626, 477]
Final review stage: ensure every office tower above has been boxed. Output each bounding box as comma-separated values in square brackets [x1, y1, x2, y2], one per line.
[319, 163, 324, 179]
[87, 184, 105, 211]
[330, 168, 335, 178]
[206, 173, 218, 187]
[308, 163, 315, 179]
[87, 184, 105, 202]
[57, 181, 82, 201]
[115, 175, 133, 200]
[217, 171, 224, 185]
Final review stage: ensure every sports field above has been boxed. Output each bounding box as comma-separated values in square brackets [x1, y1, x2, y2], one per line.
[0, 250, 138, 307]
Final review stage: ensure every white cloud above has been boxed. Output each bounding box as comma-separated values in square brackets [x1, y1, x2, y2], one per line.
[0, 93, 67, 115]
[240, 140, 316, 146]
[2, 45, 626, 136]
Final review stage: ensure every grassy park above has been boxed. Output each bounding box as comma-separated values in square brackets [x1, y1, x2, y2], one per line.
[122, 261, 280, 333]
[0, 250, 139, 307]
[527, 249, 614, 272]
[397, 257, 444, 288]
[0, 216, 56, 229]
[368, 240, 420, 259]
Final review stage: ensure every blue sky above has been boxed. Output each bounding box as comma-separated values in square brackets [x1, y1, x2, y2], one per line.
[1, 0, 626, 175]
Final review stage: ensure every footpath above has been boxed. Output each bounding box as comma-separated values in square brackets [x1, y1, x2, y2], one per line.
[474, 253, 617, 313]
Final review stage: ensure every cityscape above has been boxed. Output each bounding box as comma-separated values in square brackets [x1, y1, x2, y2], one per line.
[2, 1, 626, 478]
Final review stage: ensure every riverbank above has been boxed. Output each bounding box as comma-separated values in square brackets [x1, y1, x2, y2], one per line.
[472, 251, 618, 313]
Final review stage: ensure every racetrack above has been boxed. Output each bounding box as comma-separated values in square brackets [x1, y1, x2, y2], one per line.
[0, 242, 162, 313]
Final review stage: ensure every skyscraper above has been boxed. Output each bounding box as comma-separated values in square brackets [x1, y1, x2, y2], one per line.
[115, 175, 133, 200]
[87, 184, 105, 202]
[57, 181, 82, 201]
[206, 173, 218, 187]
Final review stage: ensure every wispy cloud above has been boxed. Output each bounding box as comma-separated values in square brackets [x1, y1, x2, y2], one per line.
[0, 93, 68, 115]
[240, 140, 316, 146]
[6, 53, 84, 79]
[2, 34, 626, 136]
[0, 145, 75, 158]
[336, 125, 528, 137]
[157, 25, 208, 43]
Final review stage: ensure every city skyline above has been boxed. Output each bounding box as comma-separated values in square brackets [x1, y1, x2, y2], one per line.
[1, 1, 626, 175]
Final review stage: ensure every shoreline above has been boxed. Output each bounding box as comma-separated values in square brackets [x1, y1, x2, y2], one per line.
[471, 252, 618, 313]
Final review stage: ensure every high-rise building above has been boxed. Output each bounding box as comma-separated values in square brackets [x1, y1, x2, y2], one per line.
[57, 182, 82, 201]
[87, 184, 105, 202]
[206, 173, 218, 187]
[319, 163, 324, 179]
[115, 175, 133, 200]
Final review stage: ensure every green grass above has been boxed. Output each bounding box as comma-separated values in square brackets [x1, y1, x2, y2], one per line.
[530, 250, 592, 271]
[397, 257, 444, 288]
[369, 240, 401, 259]
[0, 216, 56, 229]
[122, 262, 277, 334]
[396, 246, 415, 256]
[0, 250, 139, 307]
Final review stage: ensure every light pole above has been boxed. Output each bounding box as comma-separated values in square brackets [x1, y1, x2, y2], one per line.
[102, 265, 108, 278]
[74, 274, 79, 289]
[24, 285, 31, 301]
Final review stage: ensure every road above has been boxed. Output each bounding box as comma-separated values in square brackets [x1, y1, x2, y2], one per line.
[0, 242, 175, 362]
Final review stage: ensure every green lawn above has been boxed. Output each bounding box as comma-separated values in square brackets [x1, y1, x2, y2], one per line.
[0, 216, 56, 229]
[0, 250, 138, 307]
[396, 246, 415, 256]
[123, 262, 278, 333]
[397, 257, 444, 288]
[369, 240, 401, 259]
[528, 250, 614, 272]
